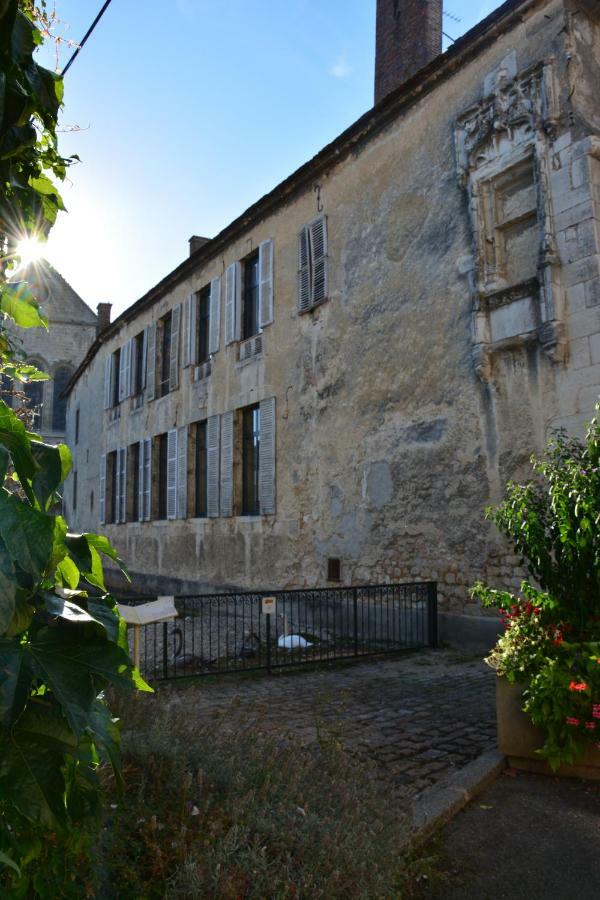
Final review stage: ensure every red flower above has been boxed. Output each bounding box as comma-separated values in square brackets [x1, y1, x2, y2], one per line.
[593, 705, 600, 720]
[585, 722, 596, 731]
[566, 716, 580, 726]
[569, 681, 589, 692]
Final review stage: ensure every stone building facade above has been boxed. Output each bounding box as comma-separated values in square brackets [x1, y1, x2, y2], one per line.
[64, 0, 600, 644]
[5, 261, 97, 445]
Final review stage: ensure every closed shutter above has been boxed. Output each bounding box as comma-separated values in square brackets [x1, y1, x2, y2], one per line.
[145, 323, 156, 401]
[298, 227, 311, 313]
[310, 215, 328, 304]
[103, 356, 112, 409]
[259, 238, 274, 327]
[99, 454, 106, 524]
[143, 437, 152, 521]
[207, 415, 220, 518]
[138, 441, 144, 522]
[169, 304, 181, 391]
[224, 263, 240, 346]
[167, 429, 178, 520]
[130, 337, 138, 396]
[220, 411, 234, 517]
[190, 293, 198, 365]
[182, 295, 193, 368]
[118, 345, 127, 403]
[177, 425, 188, 519]
[209, 277, 221, 354]
[259, 397, 276, 515]
[118, 447, 127, 523]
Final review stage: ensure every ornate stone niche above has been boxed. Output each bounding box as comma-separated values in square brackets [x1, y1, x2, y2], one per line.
[455, 61, 566, 381]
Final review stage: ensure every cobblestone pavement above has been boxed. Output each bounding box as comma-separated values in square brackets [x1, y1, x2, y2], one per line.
[160, 650, 497, 802]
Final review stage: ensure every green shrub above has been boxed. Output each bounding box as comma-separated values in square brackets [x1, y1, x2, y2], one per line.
[473, 405, 600, 770]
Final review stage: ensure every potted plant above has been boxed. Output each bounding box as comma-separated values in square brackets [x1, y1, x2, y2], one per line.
[472, 405, 600, 777]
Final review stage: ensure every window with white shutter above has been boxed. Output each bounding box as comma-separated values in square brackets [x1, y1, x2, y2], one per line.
[117, 447, 127, 523]
[166, 429, 178, 520]
[169, 304, 181, 391]
[142, 437, 152, 521]
[118, 345, 127, 403]
[181, 295, 193, 368]
[209, 277, 221, 354]
[298, 215, 328, 312]
[220, 411, 234, 517]
[99, 453, 106, 524]
[258, 397, 276, 515]
[145, 323, 156, 401]
[259, 239, 274, 328]
[103, 356, 112, 410]
[177, 426, 188, 519]
[225, 262, 241, 345]
[207, 415, 220, 518]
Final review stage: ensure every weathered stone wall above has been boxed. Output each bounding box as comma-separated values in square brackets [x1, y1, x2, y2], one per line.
[66, 0, 600, 638]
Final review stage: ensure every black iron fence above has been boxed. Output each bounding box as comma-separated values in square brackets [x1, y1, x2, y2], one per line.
[124, 582, 438, 681]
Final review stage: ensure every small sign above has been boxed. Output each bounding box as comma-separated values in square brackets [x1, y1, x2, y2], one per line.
[262, 596, 277, 616]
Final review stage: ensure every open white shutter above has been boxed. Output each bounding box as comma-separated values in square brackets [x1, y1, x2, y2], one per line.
[169, 305, 181, 391]
[166, 429, 178, 520]
[177, 426, 188, 519]
[259, 239, 274, 327]
[310, 215, 328, 304]
[103, 356, 113, 409]
[143, 437, 152, 521]
[118, 346, 127, 403]
[220, 411, 234, 517]
[114, 451, 121, 523]
[224, 263, 238, 346]
[129, 337, 138, 396]
[259, 397, 276, 515]
[181, 295, 193, 368]
[145, 323, 156, 401]
[99, 454, 106, 524]
[207, 414, 220, 518]
[189, 293, 198, 365]
[138, 441, 144, 522]
[209, 277, 221, 354]
[298, 227, 311, 313]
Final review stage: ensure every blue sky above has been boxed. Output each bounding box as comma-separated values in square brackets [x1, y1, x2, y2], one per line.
[40, 0, 497, 317]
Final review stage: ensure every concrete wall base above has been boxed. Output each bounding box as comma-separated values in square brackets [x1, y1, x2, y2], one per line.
[439, 612, 502, 653]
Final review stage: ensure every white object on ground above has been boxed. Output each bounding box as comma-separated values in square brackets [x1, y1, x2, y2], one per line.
[278, 634, 313, 649]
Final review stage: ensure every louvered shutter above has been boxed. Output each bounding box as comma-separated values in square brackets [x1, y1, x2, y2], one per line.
[138, 441, 144, 522]
[259, 239, 274, 327]
[177, 426, 188, 519]
[103, 356, 113, 409]
[298, 227, 311, 313]
[310, 215, 328, 304]
[189, 293, 198, 365]
[209, 277, 221, 354]
[145, 323, 156, 401]
[225, 263, 239, 345]
[114, 450, 121, 523]
[143, 437, 152, 521]
[118, 345, 127, 403]
[117, 447, 127, 523]
[207, 415, 220, 518]
[182, 295, 193, 368]
[259, 397, 276, 515]
[141, 328, 148, 390]
[130, 337, 138, 396]
[220, 411, 234, 517]
[99, 454, 106, 524]
[169, 304, 181, 391]
[166, 429, 178, 520]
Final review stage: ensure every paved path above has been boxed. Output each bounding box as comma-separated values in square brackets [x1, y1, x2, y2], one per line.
[159, 650, 496, 801]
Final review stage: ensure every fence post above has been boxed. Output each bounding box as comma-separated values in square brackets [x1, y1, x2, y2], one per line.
[353, 587, 359, 657]
[163, 621, 168, 678]
[427, 582, 438, 648]
[266, 612, 272, 675]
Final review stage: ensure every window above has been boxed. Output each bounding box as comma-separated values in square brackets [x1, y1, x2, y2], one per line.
[158, 312, 172, 398]
[157, 433, 169, 519]
[327, 558, 341, 582]
[106, 450, 117, 524]
[298, 216, 328, 313]
[194, 420, 208, 517]
[242, 404, 260, 516]
[73, 471, 78, 511]
[112, 349, 121, 408]
[75, 408, 80, 444]
[24, 378, 43, 430]
[132, 331, 145, 396]
[242, 251, 260, 340]
[197, 286, 211, 364]
[52, 366, 73, 432]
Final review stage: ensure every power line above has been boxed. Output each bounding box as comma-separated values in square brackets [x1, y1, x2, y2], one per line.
[61, 0, 115, 77]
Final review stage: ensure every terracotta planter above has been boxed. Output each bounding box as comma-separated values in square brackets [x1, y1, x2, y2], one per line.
[496, 676, 600, 780]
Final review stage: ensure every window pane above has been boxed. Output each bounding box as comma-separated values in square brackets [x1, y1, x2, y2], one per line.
[242, 405, 260, 516]
[242, 252, 260, 340]
[132, 442, 140, 521]
[197, 288, 211, 364]
[135, 332, 144, 395]
[158, 433, 168, 519]
[195, 421, 207, 517]
[160, 313, 172, 397]
[52, 366, 73, 432]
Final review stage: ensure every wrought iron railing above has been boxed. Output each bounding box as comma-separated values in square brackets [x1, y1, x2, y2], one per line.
[123, 582, 438, 681]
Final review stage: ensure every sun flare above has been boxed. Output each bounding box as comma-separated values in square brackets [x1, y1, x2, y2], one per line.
[16, 236, 45, 269]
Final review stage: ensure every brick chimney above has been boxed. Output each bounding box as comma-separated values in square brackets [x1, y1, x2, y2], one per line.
[189, 235, 210, 256]
[375, 0, 443, 105]
[96, 302, 112, 335]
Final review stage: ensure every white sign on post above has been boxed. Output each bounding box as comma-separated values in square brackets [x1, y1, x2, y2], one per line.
[262, 596, 276, 616]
